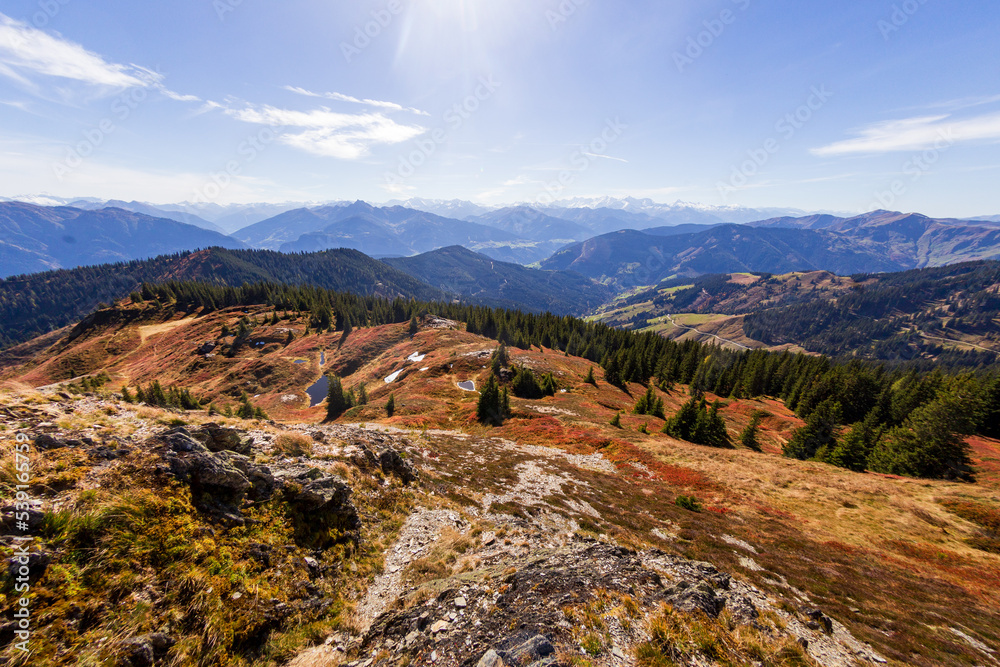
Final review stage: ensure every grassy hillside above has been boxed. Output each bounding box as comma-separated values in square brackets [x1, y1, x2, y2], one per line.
[383, 245, 613, 315]
[1, 290, 999, 665]
[591, 262, 1000, 366]
[0, 247, 445, 351]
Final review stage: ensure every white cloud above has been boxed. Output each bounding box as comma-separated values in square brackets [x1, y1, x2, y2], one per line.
[812, 112, 1000, 156]
[0, 13, 159, 90]
[227, 104, 426, 160]
[284, 86, 430, 116]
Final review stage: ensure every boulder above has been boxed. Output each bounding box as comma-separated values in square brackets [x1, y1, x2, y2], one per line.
[379, 449, 418, 485]
[218, 452, 276, 501]
[476, 649, 504, 667]
[32, 434, 67, 450]
[292, 476, 361, 532]
[666, 580, 723, 618]
[120, 633, 174, 667]
[7, 550, 51, 584]
[508, 635, 555, 664]
[166, 448, 251, 511]
[196, 424, 252, 455]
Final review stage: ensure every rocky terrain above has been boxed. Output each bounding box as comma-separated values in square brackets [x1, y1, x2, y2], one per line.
[2, 387, 896, 666]
[1, 302, 999, 666]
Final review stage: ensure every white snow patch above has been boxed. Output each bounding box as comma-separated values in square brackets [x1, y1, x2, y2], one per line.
[384, 369, 403, 384]
[420, 367, 430, 372]
[407, 351, 426, 363]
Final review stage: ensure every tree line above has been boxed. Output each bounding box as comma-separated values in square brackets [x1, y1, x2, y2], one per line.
[129, 280, 1000, 481]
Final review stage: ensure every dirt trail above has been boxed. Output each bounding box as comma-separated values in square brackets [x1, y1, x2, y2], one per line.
[137, 317, 194, 342]
[353, 508, 468, 632]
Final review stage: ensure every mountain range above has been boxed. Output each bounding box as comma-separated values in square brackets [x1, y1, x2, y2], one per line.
[5, 196, 1000, 287]
[542, 210, 1000, 288]
[0, 202, 244, 278]
[0, 245, 607, 350]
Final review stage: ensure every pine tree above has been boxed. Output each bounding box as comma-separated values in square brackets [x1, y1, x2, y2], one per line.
[326, 375, 348, 421]
[739, 411, 763, 452]
[633, 385, 665, 418]
[409, 315, 419, 337]
[610, 412, 622, 428]
[491, 343, 510, 376]
[477, 375, 508, 426]
[512, 366, 543, 399]
[386, 393, 396, 417]
[357, 383, 369, 405]
[121, 387, 133, 403]
[783, 398, 842, 461]
[584, 366, 597, 386]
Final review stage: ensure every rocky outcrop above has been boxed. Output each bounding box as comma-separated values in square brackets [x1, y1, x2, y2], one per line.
[157, 427, 358, 539]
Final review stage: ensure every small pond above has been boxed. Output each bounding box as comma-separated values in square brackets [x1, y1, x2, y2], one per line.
[458, 381, 476, 392]
[307, 374, 329, 407]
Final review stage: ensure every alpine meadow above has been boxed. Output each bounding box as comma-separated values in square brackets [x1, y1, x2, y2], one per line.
[2, 2, 1000, 667]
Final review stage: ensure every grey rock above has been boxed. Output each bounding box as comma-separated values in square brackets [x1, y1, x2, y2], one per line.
[120, 633, 174, 667]
[509, 635, 555, 663]
[666, 580, 722, 618]
[291, 476, 361, 533]
[164, 428, 208, 453]
[379, 448, 418, 485]
[7, 551, 51, 583]
[32, 433, 67, 450]
[197, 424, 252, 455]
[476, 649, 504, 667]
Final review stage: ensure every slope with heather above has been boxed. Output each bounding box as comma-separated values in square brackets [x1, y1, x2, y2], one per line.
[1, 292, 1000, 666]
[0, 247, 445, 351]
[590, 262, 1000, 366]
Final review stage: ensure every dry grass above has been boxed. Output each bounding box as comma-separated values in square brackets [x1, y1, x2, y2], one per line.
[274, 431, 315, 457]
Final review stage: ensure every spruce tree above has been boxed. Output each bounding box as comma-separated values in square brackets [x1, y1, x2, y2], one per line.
[783, 398, 842, 461]
[739, 411, 763, 452]
[326, 375, 348, 421]
[477, 375, 508, 426]
[409, 316, 419, 337]
[386, 393, 396, 417]
[584, 366, 597, 386]
[633, 385, 665, 418]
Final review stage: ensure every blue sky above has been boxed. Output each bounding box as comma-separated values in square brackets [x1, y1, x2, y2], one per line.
[0, 0, 998, 216]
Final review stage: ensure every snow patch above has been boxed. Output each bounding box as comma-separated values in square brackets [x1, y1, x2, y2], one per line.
[407, 351, 426, 363]
[384, 369, 403, 384]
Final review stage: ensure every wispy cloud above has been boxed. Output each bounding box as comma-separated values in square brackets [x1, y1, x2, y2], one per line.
[0, 13, 157, 90]
[582, 152, 629, 163]
[0, 13, 202, 106]
[284, 86, 429, 116]
[812, 112, 1000, 156]
[226, 104, 426, 160]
